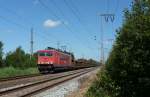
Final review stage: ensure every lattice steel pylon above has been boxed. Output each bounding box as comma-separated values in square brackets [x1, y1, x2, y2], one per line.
[99, 14, 115, 65]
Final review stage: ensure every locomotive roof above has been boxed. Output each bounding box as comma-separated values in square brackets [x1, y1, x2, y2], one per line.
[37, 48, 72, 56]
[46, 47, 72, 55]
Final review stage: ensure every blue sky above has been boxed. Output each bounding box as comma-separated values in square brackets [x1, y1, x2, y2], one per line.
[0, 0, 132, 61]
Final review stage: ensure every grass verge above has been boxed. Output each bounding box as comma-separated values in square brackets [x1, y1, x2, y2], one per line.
[0, 66, 39, 78]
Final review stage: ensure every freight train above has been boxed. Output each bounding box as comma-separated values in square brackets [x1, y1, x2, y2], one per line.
[37, 47, 98, 73]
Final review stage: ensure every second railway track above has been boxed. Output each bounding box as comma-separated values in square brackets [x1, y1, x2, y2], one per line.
[0, 74, 41, 82]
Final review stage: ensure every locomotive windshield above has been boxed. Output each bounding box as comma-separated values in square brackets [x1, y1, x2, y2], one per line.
[38, 52, 52, 57]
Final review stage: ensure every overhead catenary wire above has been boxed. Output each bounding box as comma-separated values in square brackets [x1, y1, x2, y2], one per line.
[69, 0, 81, 16]
[107, 0, 110, 13]
[64, 0, 101, 52]
[50, 0, 70, 21]
[0, 4, 69, 51]
[0, 6, 33, 26]
[114, 0, 120, 14]
[50, 0, 93, 40]
[0, 0, 97, 59]
[38, 0, 93, 51]
[0, 9, 58, 54]
[51, 0, 92, 40]
[0, 6, 76, 57]
[0, 15, 28, 30]
[0, 6, 42, 39]
[50, 0, 93, 44]
[63, 0, 94, 37]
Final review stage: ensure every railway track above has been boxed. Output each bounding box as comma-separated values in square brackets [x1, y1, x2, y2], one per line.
[0, 74, 41, 82]
[0, 66, 95, 83]
[0, 67, 96, 97]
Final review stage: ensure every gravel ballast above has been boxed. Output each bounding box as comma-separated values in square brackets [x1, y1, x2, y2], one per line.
[33, 68, 99, 97]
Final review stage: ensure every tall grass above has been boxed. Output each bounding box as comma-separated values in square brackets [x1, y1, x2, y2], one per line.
[0, 66, 39, 78]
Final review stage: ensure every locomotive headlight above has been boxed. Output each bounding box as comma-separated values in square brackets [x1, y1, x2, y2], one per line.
[50, 61, 53, 64]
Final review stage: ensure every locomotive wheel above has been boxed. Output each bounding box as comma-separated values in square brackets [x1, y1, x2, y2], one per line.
[38, 68, 44, 74]
[50, 65, 55, 73]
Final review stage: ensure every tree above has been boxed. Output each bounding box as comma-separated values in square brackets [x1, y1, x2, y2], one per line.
[25, 53, 37, 68]
[106, 0, 150, 97]
[5, 47, 25, 68]
[87, 1, 150, 97]
[5, 47, 37, 68]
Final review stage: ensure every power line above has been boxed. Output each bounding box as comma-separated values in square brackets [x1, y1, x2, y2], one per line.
[50, 0, 69, 20]
[0, 0, 94, 59]
[51, 0, 90, 37]
[63, 0, 105, 59]
[114, 0, 120, 14]
[0, 6, 33, 26]
[63, 0, 98, 50]
[0, 9, 40, 54]
[63, 0, 93, 37]
[0, 15, 36, 54]
[51, 0, 93, 38]
[63, 0, 83, 24]
[0, 5, 64, 52]
[0, 11, 51, 53]
[0, 15, 35, 54]
[38, 0, 93, 51]
[0, 15, 28, 30]
[107, 0, 110, 13]
[0, 4, 68, 56]
[69, 0, 81, 16]
[70, 0, 96, 37]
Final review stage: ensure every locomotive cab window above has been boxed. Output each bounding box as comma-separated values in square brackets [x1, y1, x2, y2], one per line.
[46, 53, 52, 56]
[38, 52, 52, 57]
[39, 52, 45, 56]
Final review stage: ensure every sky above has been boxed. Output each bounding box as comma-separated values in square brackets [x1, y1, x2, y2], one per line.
[0, 0, 132, 61]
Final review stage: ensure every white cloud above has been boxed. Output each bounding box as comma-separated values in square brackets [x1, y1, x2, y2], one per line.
[43, 19, 61, 28]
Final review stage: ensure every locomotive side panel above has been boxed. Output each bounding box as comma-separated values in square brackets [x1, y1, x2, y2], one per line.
[60, 52, 72, 66]
[53, 51, 60, 67]
[54, 51, 72, 67]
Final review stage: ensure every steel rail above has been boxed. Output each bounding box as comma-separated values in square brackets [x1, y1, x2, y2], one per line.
[0, 74, 41, 82]
[0, 66, 96, 82]
[0, 67, 95, 97]
[23, 68, 94, 97]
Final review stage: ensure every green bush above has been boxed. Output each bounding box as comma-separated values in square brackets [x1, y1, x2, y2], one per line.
[86, 67, 120, 97]
[87, 1, 150, 97]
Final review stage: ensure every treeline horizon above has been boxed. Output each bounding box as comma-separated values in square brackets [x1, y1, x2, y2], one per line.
[0, 41, 36, 68]
[0, 41, 99, 69]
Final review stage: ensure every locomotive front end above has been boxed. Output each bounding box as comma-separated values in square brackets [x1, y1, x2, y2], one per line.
[37, 50, 54, 73]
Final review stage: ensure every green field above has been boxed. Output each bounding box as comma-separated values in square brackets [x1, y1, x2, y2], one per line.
[0, 66, 39, 78]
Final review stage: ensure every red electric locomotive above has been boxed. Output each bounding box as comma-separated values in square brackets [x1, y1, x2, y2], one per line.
[37, 48, 72, 73]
